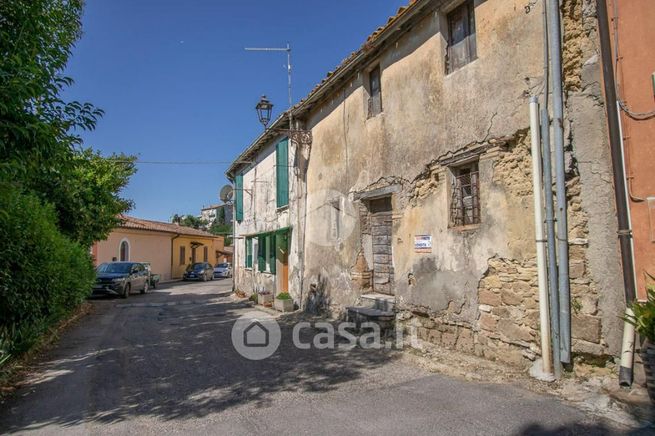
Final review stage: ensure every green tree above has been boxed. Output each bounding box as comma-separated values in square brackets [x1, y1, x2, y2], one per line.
[0, 0, 136, 246]
[0, 0, 136, 365]
[172, 214, 207, 230]
[209, 220, 232, 246]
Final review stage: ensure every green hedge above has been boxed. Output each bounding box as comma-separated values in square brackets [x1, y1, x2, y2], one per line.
[0, 184, 95, 365]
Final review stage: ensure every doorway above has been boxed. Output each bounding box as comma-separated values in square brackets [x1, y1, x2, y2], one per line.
[369, 197, 394, 295]
[277, 230, 290, 293]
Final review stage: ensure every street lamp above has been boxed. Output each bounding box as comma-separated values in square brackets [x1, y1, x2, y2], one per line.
[255, 95, 274, 129]
[254, 95, 312, 147]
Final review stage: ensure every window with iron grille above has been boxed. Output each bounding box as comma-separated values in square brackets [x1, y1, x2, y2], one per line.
[367, 65, 382, 118]
[446, 0, 477, 74]
[450, 162, 480, 226]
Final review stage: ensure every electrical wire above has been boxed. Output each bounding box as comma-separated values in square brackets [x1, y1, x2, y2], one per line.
[612, 0, 655, 120]
[105, 159, 250, 166]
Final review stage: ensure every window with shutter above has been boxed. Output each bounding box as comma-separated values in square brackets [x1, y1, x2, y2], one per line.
[367, 65, 382, 117]
[269, 234, 276, 274]
[276, 139, 289, 208]
[235, 174, 244, 221]
[258, 235, 266, 271]
[245, 237, 253, 268]
[446, 0, 477, 74]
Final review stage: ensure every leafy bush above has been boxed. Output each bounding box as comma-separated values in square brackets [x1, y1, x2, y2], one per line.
[623, 283, 655, 343]
[276, 292, 292, 300]
[0, 184, 95, 365]
[249, 294, 258, 303]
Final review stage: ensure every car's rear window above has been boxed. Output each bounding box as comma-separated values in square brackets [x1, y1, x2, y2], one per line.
[216, 263, 229, 268]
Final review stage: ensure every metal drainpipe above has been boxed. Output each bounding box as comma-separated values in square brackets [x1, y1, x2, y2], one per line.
[596, 0, 638, 386]
[547, 0, 571, 365]
[541, 0, 562, 379]
[530, 97, 554, 380]
[171, 234, 180, 280]
[541, 107, 562, 379]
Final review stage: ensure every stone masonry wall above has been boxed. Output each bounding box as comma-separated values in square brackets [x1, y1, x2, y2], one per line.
[397, 128, 607, 368]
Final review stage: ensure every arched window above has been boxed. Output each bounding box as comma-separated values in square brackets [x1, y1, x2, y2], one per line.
[119, 239, 130, 261]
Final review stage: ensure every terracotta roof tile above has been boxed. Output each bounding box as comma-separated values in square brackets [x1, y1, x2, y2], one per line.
[119, 215, 219, 238]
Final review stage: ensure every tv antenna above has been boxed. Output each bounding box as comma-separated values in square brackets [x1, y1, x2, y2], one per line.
[245, 43, 292, 108]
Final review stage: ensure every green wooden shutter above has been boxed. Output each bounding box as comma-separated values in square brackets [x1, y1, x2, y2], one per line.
[245, 237, 252, 268]
[257, 235, 266, 271]
[235, 174, 243, 222]
[276, 139, 289, 208]
[269, 234, 276, 274]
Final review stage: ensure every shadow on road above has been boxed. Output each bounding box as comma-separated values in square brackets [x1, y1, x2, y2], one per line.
[0, 288, 399, 431]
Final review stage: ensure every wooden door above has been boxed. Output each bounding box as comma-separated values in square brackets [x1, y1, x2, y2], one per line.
[369, 197, 394, 295]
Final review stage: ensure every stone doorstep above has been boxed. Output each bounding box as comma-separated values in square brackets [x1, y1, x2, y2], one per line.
[359, 293, 396, 312]
[346, 306, 395, 320]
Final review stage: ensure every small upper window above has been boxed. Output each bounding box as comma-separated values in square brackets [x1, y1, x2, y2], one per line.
[450, 161, 480, 226]
[447, 0, 477, 74]
[368, 65, 382, 118]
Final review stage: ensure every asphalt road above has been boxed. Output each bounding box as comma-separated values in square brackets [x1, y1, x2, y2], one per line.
[0, 280, 638, 435]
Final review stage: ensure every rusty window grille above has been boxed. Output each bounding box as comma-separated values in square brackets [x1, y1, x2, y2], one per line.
[446, 0, 477, 74]
[368, 65, 382, 118]
[450, 163, 480, 226]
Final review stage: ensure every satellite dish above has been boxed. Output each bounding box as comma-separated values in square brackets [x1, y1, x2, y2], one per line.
[219, 184, 234, 203]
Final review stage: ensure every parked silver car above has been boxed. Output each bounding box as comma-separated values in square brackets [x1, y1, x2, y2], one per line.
[183, 262, 214, 281]
[213, 262, 232, 278]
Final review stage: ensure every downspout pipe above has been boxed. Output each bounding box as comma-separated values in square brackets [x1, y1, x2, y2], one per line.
[547, 0, 571, 365]
[541, 0, 562, 379]
[596, 0, 638, 386]
[530, 97, 554, 380]
[171, 233, 180, 280]
[541, 107, 562, 379]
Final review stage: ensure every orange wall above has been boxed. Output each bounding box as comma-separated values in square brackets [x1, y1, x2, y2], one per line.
[171, 235, 225, 279]
[607, 0, 655, 299]
[95, 229, 173, 281]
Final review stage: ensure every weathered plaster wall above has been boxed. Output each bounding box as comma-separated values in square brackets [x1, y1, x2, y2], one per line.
[299, 0, 622, 363]
[233, 137, 304, 301]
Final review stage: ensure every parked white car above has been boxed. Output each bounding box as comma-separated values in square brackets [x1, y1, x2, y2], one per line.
[213, 262, 232, 278]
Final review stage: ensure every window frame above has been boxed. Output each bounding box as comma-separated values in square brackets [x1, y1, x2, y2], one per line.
[367, 65, 383, 118]
[179, 245, 186, 265]
[449, 160, 481, 227]
[446, 0, 477, 74]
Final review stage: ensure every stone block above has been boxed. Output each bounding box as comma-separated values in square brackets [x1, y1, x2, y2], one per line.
[442, 332, 458, 347]
[479, 304, 492, 313]
[571, 314, 601, 343]
[482, 275, 502, 289]
[498, 319, 533, 343]
[569, 261, 586, 279]
[491, 306, 510, 318]
[511, 281, 531, 294]
[501, 289, 522, 306]
[523, 298, 538, 310]
[428, 329, 442, 344]
[479, 313, 498, 331]
[479, 289, 501, 306]
[457, 329, 474, 353]
[417, 327, 429, 341]
[523, 310, 540, 330]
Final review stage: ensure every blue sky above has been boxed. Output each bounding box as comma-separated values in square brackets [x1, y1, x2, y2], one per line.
[63, 0, 403, 222]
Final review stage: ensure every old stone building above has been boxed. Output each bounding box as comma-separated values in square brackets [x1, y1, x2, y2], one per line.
[229, 0, 628, 368]
[227, 122, 301, 299]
